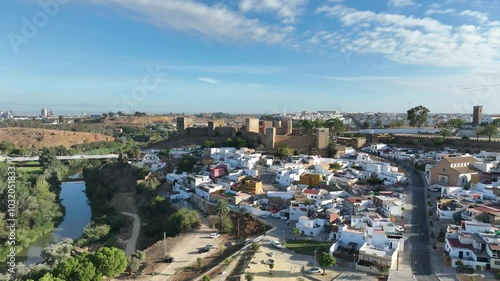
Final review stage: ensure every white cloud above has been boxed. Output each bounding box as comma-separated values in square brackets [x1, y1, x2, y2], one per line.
[198, 77, 219, 84]
[425, 8, 490, 25]
[91, 0, 288, 44]
[315, 4, 500, 67]
[388, 0, 418, 8]
[239, 0, 308, 24]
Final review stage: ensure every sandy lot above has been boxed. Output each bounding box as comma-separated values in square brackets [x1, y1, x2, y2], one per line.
[0, 127, 111, 148]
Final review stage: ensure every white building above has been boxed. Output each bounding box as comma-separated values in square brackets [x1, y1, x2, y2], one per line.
[296, 216, 328, 237]
[194, 184, 223, 201]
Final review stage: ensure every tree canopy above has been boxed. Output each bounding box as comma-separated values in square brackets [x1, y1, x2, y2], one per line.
[407, 105, 430, 128]
[317, 251, 336, 275]
[93, 247, 128, 278]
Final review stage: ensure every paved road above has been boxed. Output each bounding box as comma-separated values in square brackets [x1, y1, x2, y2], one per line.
[0, 154, 119, 162]
[120, 212, 141, 257]
[398, 160, 439, 281]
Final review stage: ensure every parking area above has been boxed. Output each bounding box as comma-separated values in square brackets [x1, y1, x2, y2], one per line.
[245, 236, 316, 280]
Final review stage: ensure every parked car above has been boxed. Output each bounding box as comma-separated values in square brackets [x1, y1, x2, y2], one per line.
[198, 245, 214, 254]
[395, 225, 404, 232]
[428, 185, 442, 192]
[210, 233, 220, 238]
[272, 240, 283, 249]
[285, 219, 296, 224]
[307, 267, 322, 274]
[456, 265, 474, 274]
[198, 247, 210, 254]
[260, 214, 268, 219]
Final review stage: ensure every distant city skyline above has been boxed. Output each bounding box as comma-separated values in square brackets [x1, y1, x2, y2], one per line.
[2, 0, 500, 114]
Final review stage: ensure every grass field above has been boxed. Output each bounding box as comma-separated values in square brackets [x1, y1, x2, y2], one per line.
[16, 161, 43, 174]
[285, 239, 332, 256]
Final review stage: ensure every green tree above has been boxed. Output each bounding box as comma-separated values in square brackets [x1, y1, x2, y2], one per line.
[165, 209, 201, 233]
[251, 242, 260, 251]
[269, 262, 274, 275]
[53, 254, 97, 281]
[41, 238, 74, 267]
[276, 145, 291, 158]
[301, 120, 314, 134]
[479, 124, 499, 141]
[327, 143, 338, 158]
[177, 155, 197, 174]
[329, 163, 342, 170]
[325, 118, 345, 136]
[128, 257, 141, 273]
[362, 120, 370, 129]
[389, 119, 405, 128]
[216, 200, 231, 234]
[39, 273, 65, 281]
[317, 251, 336, 275]
[58, 115, 64, 124]
[93, 247, 128, 279]
[375, 119, 383, 128]
[292, 227, 300, 240]
[202, 140, 216, 148]
[455, 259, 464, 268]
[440, 129, 452, 137]
[202, 276, 211, 281]
[407, 105, 430, 128]
[447, 118, 466, 128]
[245, 272, 255, 281]
[293, 149, 300, 156]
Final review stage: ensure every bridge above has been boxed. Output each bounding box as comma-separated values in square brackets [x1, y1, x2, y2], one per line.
[0, 154, 120, 163]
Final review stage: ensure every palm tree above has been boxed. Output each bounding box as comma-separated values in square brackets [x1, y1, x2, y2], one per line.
[292, 227, 300, 240]
[216, 200, 230, 234]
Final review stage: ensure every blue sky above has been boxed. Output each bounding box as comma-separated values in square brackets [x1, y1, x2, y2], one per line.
[1, 0, 500, 115]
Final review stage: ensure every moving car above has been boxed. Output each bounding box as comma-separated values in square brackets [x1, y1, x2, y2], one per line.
[262, 259, 275, 265]
[210, 233, 220, 238]
[272, 240, 283, 249]
[307, 267, 322, 274]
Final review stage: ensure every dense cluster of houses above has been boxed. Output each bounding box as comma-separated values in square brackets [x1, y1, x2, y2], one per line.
[159, 145, 412, 273]
[369, 143, 500, 272]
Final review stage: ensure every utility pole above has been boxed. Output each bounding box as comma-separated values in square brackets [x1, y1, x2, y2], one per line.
[238, 218, 240, 238]
[163, 232, 167, 258]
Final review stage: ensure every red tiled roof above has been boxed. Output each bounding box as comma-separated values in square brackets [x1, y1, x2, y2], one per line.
[447, 238, 474, 250]
[474, 206, 500, 215]
[269, 208, 280, 214]
[347, 197, 364, 203]
[303, 189, 321, 195]
[489, 244, 500, 251]
[329, 214, 339, 223]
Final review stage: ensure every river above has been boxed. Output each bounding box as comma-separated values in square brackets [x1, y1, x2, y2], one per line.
[18, 181, 91, 264]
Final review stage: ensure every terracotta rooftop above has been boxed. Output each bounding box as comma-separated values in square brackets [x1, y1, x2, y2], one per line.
[447, 238, 474, 250]
[303, 189, 321, 195]
[443, 156, 478, 164]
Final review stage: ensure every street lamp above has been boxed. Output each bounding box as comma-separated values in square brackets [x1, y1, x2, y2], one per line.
[282, 230, 285, 242]
[314, 250, 317, 268]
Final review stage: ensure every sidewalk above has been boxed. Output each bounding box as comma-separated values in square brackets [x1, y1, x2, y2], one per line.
[388, 263, 414, 281]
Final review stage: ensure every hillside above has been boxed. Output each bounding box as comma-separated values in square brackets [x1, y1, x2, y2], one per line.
[0, 127, 112, 148]
[104, 116, 174, 125]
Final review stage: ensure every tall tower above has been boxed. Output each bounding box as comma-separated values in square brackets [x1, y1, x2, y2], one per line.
[473, 106, 483, 125]
[316, 128, 330, 149]
[176, 117, 193, 135]
[41, 107, 48, 118]
[243, 118, 259, 133]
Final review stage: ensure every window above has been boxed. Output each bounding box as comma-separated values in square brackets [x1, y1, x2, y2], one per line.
[495, 261, 500, 266]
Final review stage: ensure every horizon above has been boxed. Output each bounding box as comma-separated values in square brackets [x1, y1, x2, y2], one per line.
[2, 0, 500, 114]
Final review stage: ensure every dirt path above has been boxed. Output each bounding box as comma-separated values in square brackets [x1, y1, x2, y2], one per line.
[120, 212, 141, 257]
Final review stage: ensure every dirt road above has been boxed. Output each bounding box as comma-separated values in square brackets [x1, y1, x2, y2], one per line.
[120, 212, 141, 257]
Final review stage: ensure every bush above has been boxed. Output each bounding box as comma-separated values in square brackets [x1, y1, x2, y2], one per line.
[251, 242, 260, 251]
